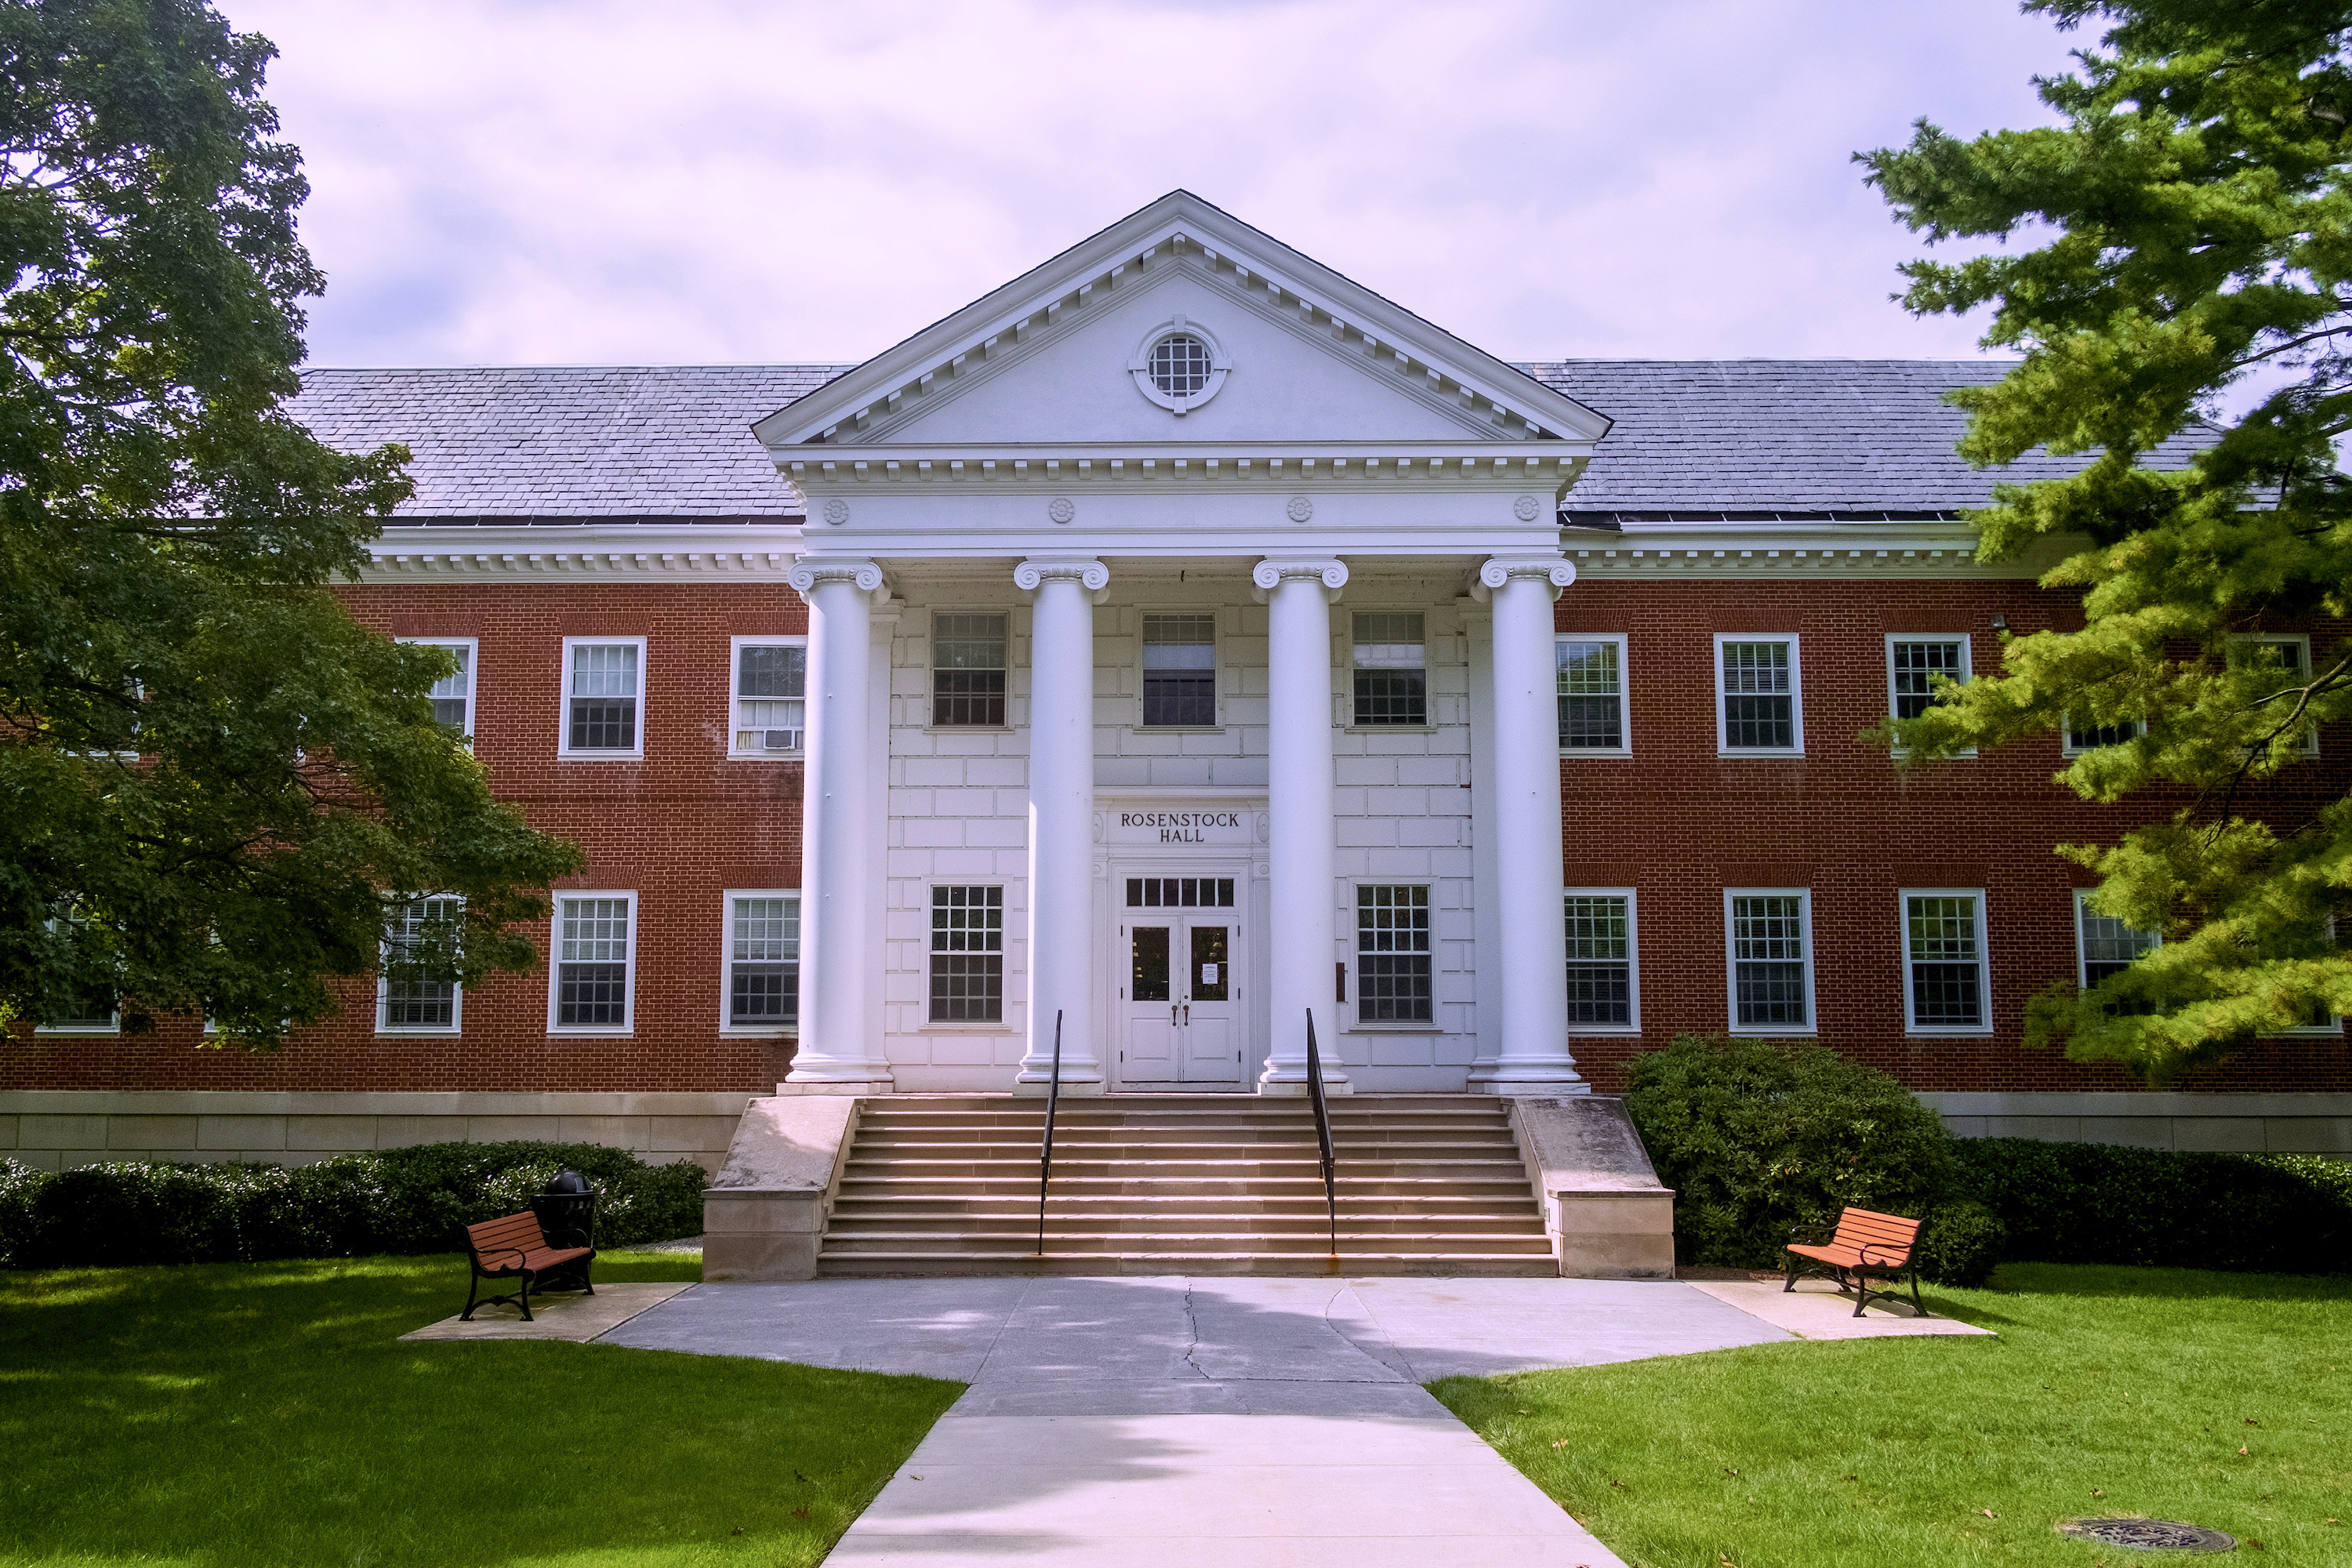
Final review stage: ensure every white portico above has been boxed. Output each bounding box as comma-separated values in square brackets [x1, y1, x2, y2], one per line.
[760, 191, 1611, 1098]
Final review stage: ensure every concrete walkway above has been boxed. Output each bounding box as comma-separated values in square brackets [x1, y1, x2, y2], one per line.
[603, 1276, 1793, 1565]
[399, 1281, 691, 1342]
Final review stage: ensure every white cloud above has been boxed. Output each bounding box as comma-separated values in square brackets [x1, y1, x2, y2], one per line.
[231, 0, 2085, 368]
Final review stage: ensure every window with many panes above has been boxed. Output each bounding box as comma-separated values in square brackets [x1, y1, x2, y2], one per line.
[561, 638, 643, 757]
[1727, 891, 1812, 1031]
[2229, 634, 2321, 755]
[2063, 713, 2143, 753]
[2074, 889, 2159, 1014]
[1716, 637, 1801, 752]
[1902, 891, 1990, 1033]
[380, 895, 462, 1031]
[402, 639, 476, 743]
[724, 891, 799, 1030]
[1556, 637, 1627, 752]
[1563, 890, 1636, 1028]
[36, 913, 115, 1033]
[1886, 635, 1972, 754]
[1356, 884, 1433, 1023]
[1141, 614, 1217, 728]
[930, 885, 1004, 1022]
[1352, 613, 1426, 726]
[550, 893, 633, 1031]
[932, 614, 1007, 727]
[731, 639, 807, 755]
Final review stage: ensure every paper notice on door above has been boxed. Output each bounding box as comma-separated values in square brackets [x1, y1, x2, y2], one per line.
[1201, 964, 1218, 985]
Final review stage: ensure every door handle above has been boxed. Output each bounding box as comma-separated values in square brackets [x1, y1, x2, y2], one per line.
[1182, 1003, 1191, 1025]
[1171, 1004, 1178, 1025]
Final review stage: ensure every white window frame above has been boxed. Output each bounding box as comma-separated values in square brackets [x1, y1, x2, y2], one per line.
[546, 890, 638, 1035]
[377, 894, 464, 1035]
[926, 880, 1009, 1027]
[929, 612, 1011, 731]
[2060, 708, 2144, 757]
[1723, 887, 1816, 1036]
[1563, 887, 1639, 1033]
[401, 637, 477, 749]
[33, 914, 118, 1034]
[1348, 610, 1432, 731]
[727, 636, 808, 760]
[1138, 610, 1221, 731]
[1555, 634, 1632, 757]
[1884, 633, 1974, 757]
[1899, 887, 1994, 1036]
[2228, 633, 2321, 757]
[1351, 879, 1437, 1029]
[2073, 887, 2159, 991]
[1714, 634, 1804, 756]
[557, 636, 647, 760]
[2271, 913, 2346, 1036]
[719, 888, 800, 1035]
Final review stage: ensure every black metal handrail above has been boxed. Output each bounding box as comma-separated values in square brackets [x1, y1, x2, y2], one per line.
[1305, 1007, 1337, 1256]
[1036, 1009, 1063, 1256]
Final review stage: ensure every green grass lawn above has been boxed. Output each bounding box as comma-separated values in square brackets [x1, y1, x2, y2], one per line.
[0, 1252, 963, 1567]
[1432, 1264, 2352, 1568]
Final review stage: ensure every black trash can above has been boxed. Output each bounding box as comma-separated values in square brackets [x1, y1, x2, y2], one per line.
[530, 1170, 599, 1292]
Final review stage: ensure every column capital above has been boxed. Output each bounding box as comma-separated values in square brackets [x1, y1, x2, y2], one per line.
[1250, 557, 1348, 603]
[1472, 551, 1575, 602]
[786, 554, 885, 597]
[1014, 556, 1110, 597]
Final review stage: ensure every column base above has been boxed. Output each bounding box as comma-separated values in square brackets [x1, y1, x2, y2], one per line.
[1256, 1075, 1356, 1097]
[1011, 1074, 1106, 1097]
[775, 1076, 895, 1097]
[1472, 1075, 1594, 1097]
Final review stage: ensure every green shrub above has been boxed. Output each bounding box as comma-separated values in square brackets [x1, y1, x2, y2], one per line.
[0, 1141, 706, 1269]
[1911, 1198, 2005, 1287]
[1955, 1138, 2352, 1275]
[1625, 1033, 1969, 1275]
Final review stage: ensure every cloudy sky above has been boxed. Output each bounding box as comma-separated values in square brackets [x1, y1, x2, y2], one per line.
[229, 0, 2090, 371]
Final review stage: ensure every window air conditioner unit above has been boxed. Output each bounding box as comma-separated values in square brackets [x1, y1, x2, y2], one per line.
[764, 729, 802, 751]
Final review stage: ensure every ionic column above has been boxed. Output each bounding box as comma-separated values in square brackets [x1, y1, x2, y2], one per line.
[1014, 557, 1109, 1093]
[1477, 552, 1589, 1094]
[782, 556, 893, 1091]
[1253, 557, 1351, 1096]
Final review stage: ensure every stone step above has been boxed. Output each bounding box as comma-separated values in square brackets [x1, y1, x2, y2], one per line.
[841, 1156, 1529, 1179]
[851, 1123, 1517, 1144]
[814, 1250, 1562, 1279]
[829, 1193, 1541, 1218]
[848, 1138, 1518, 1162]
[836, 1175, 1541, 1200]
[829, 1213, 1545, 1237]
[821, 1230, 1554, 1255]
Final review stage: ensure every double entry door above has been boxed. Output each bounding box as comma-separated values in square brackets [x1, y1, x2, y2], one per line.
[1117, 872, 1244, 1085]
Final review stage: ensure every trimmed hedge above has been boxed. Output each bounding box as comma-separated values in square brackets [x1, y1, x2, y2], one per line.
[0, 1141, 706, 1269]
[1624, 1033, 2004, 1284]
[1625, 1033, 2352, 1287]
[1954, 1137, 2352, 1275]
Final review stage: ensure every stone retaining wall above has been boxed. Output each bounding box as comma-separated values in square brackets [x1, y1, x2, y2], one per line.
[1918, 1091, 2352, 1155]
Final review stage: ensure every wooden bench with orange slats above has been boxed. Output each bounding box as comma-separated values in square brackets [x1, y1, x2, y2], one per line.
[1784, 1207, 1927, 1319]
[460, 1210, 596, 1322]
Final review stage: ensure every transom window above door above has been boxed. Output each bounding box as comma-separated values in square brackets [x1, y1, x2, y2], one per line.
[1141, 615, 1217, 728]
[1126, 877, 1236, 908]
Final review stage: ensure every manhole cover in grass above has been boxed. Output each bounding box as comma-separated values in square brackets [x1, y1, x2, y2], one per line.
[2058, 1519, 2237, 1552]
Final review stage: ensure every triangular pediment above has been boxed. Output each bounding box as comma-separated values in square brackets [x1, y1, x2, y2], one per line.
[753, 191, 1610, 453]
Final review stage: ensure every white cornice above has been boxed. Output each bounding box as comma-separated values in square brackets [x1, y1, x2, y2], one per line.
[755, 191, 1611, 451]
[355, 523, 804, 584]
[786, 447, 1584, 494]
[1561, 518, 2051, 579]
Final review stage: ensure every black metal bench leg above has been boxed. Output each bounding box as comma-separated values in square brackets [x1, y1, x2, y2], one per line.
[1909, 1268, 1926, 1319]
[517, 1269, 535, 1323]
[1784, 1255, 1800, 1292]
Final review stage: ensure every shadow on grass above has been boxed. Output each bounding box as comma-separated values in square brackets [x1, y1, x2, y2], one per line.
[0, 1254, 964, 1568]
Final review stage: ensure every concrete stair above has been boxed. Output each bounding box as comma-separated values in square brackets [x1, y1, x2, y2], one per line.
[815, 1094, 1559, 1277]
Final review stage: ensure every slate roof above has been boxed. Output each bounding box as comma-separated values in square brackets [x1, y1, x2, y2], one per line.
[288, 365, 851, 521]
[287, 358, 2208, 524]
[1526, 359, 2211, 518]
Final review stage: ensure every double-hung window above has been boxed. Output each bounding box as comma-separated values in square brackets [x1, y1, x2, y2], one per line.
[1352, 613, 1427, 726]
[731, 638, 807, 756]
[380, 895, 462, 1032]
[2075, 890, 2159, 1014]
[1557, 637, 1628, 753]
[36, 913, 116, 1033]
[1356, 884, 1434, 1023]
[1886, 635, 1972, 753]
[930, 885, 1004, 1022]
[550, 892, 635, 1033]
[724, 891, 800, 1031]
[561, 637, 644, 758]
[1901, 890, 1991, 1033]
[932, 614, 1007, 727]
[1716, 636, 1802, 753]
[1563, 889, 1637, 1029]
[2229, 634, 2321, 756]
[1726, 890, 1813, 1033]
[1141, 614, 1217, 728]
[402, 638, 477, 743]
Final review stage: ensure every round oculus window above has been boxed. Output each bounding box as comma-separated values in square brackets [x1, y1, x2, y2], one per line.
[1149, 333, 1214, 398]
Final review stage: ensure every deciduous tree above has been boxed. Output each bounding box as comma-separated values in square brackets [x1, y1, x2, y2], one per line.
[0, 0, 579, 1045]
